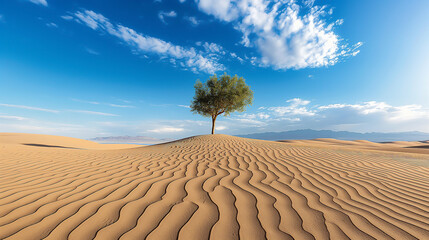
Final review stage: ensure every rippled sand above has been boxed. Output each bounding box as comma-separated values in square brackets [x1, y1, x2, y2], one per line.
[0, 133, 428, 239]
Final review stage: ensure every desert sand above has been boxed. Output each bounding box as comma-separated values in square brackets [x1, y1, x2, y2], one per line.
[0, 133, 428, 239]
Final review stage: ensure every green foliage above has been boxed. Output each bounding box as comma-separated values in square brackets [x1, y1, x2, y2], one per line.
[190, 73, 253, 134]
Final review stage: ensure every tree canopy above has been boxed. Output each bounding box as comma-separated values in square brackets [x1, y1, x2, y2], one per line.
[190, 73, 253, 134]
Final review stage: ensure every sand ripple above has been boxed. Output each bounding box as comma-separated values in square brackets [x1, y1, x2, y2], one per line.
[0, 134, 428, 239]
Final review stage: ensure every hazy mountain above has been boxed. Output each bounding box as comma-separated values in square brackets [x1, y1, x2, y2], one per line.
[90, 136, 173, 145]
[237, 129, 429, 142]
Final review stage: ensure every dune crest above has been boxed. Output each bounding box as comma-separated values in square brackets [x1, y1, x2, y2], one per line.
[0, 134, 428, 239]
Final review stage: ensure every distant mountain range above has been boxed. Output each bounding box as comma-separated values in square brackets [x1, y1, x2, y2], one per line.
[91, 130, 429, 145]
[237, 129, 429, 142]
[90, 136, 173, 145]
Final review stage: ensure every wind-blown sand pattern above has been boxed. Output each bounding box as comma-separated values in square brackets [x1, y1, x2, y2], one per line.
[0, 133, 428, 239]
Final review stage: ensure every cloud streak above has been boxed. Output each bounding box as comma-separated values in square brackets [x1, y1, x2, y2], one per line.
[28, 0, 48, 7]
[178, 105, 191, 109]
[46, 22, 58, 28]
[251, 98, 429, 133]
[71, 99, 100, 105]
[148, 126, 185, 133]
[108, 104, 135, 108]
[72, 10, 224, 73]
[85, 48, 100, 55]
[69, 110, 118, 116]
[72, 99, 134, 108]
[0, 115, 28, 121]
[0, 103, 58, 113]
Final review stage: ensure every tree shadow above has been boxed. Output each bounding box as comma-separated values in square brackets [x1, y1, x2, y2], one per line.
[406, 145, 429, 149]
[22, 143, 82, 149]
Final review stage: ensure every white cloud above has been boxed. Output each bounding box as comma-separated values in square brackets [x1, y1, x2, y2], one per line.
[216, 125, 227, 130]
[185, 16, 200, 26]
[318, 101, 429, 122]
[69, 110, 118, 116]
[197, 0, 239, 22]
[239, 112, 270, 120]
[0, 120, 103, 139]
[230, 52, 244, 63]
[319, 102, 391, 114]
[115, 99, 131, 104]
[389, 105, 429, 122]
[288, 98, 311, 106]
[268, 98, 315, 116]
[46, 22, 57, 28]
[4, 99, 428, 139]
[0, 103, 58, 113]
[72, 99, 100, 105]
[233, 118, 266, 125]
[85, 48, 99, 55]
[61, 15, 73, 20]
[195, 0, 361, 70]
[335, 19, 344, 25]
[108, 104, 134, 108]
[72, 10, 224, 73]
[72, 99, 134, 108]
[28, 0, 48, 7]
[158, 11, 177, 24]
[0, 115, 27, 121]
[303, 0, 315, 7]
[148, 126, 185, 133]
[257, 99, 429, 133]
[202, 42, 225, 55]
[257, 113, 270, 119]
[178, 105, 191, 108]
[61, 99, 429, 138]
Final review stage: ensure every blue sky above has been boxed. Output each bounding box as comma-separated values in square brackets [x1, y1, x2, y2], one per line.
[1, 0, 429, 139]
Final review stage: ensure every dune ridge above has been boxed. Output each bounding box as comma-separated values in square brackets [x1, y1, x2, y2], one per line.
[0, 133, 428, 239]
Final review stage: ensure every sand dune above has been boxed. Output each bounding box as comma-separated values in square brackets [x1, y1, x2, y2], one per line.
[0, 133, 428, 239]
[0, 133, 140, 150]
[280, 138, 429, 157]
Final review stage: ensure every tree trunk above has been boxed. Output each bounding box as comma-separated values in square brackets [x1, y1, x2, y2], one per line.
[211, 115, 217, 134]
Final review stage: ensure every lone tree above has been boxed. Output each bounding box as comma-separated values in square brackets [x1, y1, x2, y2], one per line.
[191, 73, 253, 134]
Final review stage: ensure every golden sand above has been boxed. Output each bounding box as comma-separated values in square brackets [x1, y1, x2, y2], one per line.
[0, 133, 428, 239]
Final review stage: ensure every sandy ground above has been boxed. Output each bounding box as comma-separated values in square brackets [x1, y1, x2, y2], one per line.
[0, 133, 428, 239]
